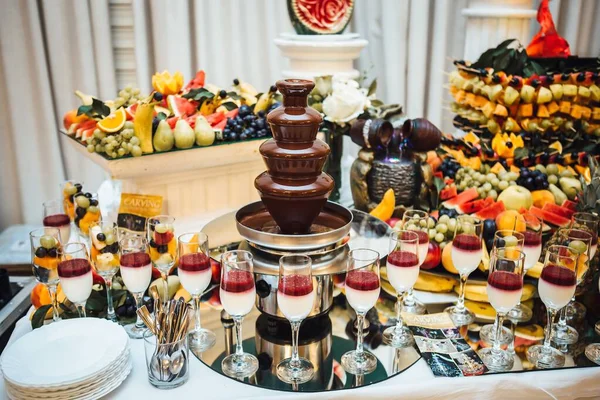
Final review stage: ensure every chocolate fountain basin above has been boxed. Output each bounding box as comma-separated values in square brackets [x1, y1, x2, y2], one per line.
[235, 201, 353, 251]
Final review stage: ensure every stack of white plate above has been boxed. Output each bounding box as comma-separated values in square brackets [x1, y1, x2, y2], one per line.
[1, 318, 131, 400]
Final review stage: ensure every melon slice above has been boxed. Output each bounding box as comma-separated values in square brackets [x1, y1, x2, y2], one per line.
[440, 186, 458, 201]
[520, 210, 542, 231]
[475, 201, 505, 220]
[441, 187, 479, 211]
[458, 197, 494, 214]
[528, 206, 570, 227]
[561, 199, 578, 211]
[542, 203, 574, 219]
[167, 95, 198, 117]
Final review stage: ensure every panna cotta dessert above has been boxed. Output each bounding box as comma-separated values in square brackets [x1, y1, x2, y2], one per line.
[58, 258, 93, 304]
[345, 270, 380, 313]
[451, 234, 483, 275]
[523, 231, 542, 271]
[386, 250, 420, 293]
[43, 214, 71, 245]
[120, 252, 152, 293]
[538, 264, 576, 309]
[277, 274, 315, 321]
[413, 230, 429, 267]
[178, 253, 212, 295]
[487, 270, 523, 313]
[220, 270, 256, 317]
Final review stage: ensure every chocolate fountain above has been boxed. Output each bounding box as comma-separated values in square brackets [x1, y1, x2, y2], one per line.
[204, 79, 392, 319]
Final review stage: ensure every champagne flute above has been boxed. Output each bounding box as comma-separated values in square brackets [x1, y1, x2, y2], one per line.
[399, 210, 429, 315]
[119, 235, 153, 338]
[341, 249, 380, 375]
[444, 216, 483, 326]
[478, 247, 525, 372]
[57, 242, 93, 317]
[480, 230, 524, 345]
[89, 221, 120, 322]
[30, 228, 62, 322]
[571, 212, 598, 259]
[61, 180, 83, 222]
[552, 228, 592, 345]
[507, 215, 542, 323]
[276, 254, 315, 384]
[43, 199, 71, 245]
[147, 215, 176, 304]
[178, 232, 216, 352]
[383, 230, 419, 347]
[526, 245, 577, 369]
[220, 250, 258, 379]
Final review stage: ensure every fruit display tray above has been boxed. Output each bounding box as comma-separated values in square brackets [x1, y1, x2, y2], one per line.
[61, 130, 266, 180]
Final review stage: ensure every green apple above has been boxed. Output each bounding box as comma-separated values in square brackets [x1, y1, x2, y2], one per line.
[563, 84, 577, 97]
[497, 185, 533, 210]
[520, 85, 535, 103]
[489, 84, 503, 102]
[549, 84, 563, 100]
[504, 86, 520, 106]
[536, 87, 552, 104]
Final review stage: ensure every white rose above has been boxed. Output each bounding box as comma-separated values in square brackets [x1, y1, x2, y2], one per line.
[322, 76, 370, 125]
[314, 75, 332, 97]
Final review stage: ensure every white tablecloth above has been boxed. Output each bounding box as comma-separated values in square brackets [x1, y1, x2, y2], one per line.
[2, 314, 600, 400]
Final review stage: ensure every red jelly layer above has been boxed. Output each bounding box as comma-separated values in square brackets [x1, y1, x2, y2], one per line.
[278, 274, 313, 296]
[120, 252, 151, 268]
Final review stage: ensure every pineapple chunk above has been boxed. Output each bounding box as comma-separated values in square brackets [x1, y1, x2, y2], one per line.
[549, 84, 563, 100]
[520, 85, 535, 103]
[537, 104, 550, 118]
[481, 102, 496, 119]
[518, 103, 533, 117]
[493, 104, 508, 117]
[547, 101, 559, 115]
[578, 86, 591, 98]
[488, 84, 503, 102]
[504, 86, 520, 106]
[537, 87, 552, 104]
[559, 101, 571, 114]
[581, 106, 591, 120]
[590, 85, 600, 102]
[563, 84, 577, 97]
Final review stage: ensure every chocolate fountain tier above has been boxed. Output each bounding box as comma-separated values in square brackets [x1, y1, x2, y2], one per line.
[259, 138, 330, 177]
[234, 200, 353, 252]
[255, 172, 334, 234]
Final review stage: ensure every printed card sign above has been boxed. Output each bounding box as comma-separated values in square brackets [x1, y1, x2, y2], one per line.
[403, 312, 487, 377]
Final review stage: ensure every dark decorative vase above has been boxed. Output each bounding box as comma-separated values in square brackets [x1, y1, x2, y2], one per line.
[287, 0, 354, 35]
[255, 79, 334, 234]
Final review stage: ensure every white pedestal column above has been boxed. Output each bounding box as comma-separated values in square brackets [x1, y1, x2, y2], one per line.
[462, 0, 537, 60]
[274, 35, 368, 80]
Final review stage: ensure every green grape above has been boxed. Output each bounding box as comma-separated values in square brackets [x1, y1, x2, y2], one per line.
[93, 129, 102, 138]
[131, 145, 143, 157]
[447, 218, 457, 233]
[124, 84, 133, 92]
[115, 96, 125, 104]
[491, 178, 500, 187]
[419, 219, 427, 227]
[428, 229, 436, 240]
[132, 88, 140, 95]
[124, 121, 134, 129]
[498, 180, 509, 191]
[95, 144, 103, 153]
[482, 182, 492, 191]
[87, 144, 95, 153]
[439, 215, 450, 224]
[436, 223, 448, 234]
[127, 143, 133, 151]
[111, 152, 118, 158]
[434, 233, 445, 243]
[130, 136, 140, 146]
[427, 218, 436, 229]
[486, 173, 496, 182]
[488, 190, 498, 200]
[117, 148, 126, 156]
[40, 235, 57, 249]
[548, 175, 558, 184]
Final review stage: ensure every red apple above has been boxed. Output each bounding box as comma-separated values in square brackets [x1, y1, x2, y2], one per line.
[420, 242, 441, 270]
[386, 217, 401, 228]
[92, 271, 105, 286]
[210, 258, 221, 284]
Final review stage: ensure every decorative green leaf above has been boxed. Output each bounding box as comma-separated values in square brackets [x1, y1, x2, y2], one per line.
[183, 88, 214, 102]
[219, 102, 238, 111]
[367, 79, 377, 97]
[91, 98, 111, 118]
[156, 112, 167, 121]
[513, 147, 529, 159]
[85, 296, 106, 311]
[77, 105, 93, 116]
[32, 305, 52, 329]
[226, 91, 241, 100]
[370, 99, 384, 108]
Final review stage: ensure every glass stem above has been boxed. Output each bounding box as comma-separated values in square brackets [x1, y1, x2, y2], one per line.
[544, 308, 557, 348]
[492, 312, 505, 356]
[508, 319, 516, 354]
[133, 292, 145, 329]
[193, 294, 202, 332]
[76, 301, 87, 318]
[557, 306, 567, 329]
[355, 313, 365, 357]
[104, 275, 115, 320]
[395, 292, 405, 333]
[233, 316, 244, 356]
[290, 320, 301, 366]
[48, 284, 60, 322]
[403, 288, 415, 306]
[456, 274, 469, 312]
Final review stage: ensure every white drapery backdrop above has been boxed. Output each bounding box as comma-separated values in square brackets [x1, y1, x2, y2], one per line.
[1, 0, 599, 230]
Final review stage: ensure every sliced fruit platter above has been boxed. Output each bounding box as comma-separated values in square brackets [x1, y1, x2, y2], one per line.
[62, 69, 280, 159]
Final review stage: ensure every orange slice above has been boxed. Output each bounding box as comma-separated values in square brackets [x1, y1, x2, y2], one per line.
[98, 108, 126, 133]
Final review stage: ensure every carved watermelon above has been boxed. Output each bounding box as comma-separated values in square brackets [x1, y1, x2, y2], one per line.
[287, 0, 354, 35]
[439, 186, 457, 201]
[561, 199, 578, 211]
[542, 203, 575, 219]
[441, 187, 479, 211]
